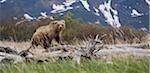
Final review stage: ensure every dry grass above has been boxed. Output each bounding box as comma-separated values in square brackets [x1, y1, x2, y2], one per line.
[0, 41, 30, 49]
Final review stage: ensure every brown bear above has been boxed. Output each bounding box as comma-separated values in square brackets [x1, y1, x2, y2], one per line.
[30, 20, 65, 49]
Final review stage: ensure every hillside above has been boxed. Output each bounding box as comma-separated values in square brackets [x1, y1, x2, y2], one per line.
[0, 0, 149, 29]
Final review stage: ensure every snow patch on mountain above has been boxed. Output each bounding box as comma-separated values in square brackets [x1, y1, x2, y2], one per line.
[0, 0, 6, 3]
[93, 7, 100, 16]
[131, 9, 144, 17]
[63, 0, 77, 6]
[51, 4, 65, 12]
[37, 12, 54, 20]
[51, 3, 73, 14]
[93, 7, 99, 13]
[99, 0, 121, 28]
[113, 15, 121, 28]
[104, 0, 118, 15]
[24, 14, 36, 21]
[80, 0, 90, 11]
[40, 12, 48, 18]
[37, 12, 48, 20]
[145, 0, 150, 6]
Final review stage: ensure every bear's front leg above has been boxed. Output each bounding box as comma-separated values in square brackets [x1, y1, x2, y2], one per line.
[55, 36, 64, 45]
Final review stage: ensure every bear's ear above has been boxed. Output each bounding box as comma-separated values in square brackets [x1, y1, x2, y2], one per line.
[60, 20, 65, 23]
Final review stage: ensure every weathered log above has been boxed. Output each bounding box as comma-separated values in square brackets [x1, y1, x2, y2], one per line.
[0, 46, 18, 54]
[0, 52, 25, 63]
[0, 44, 149, 64]
[0, 34, 149, 64]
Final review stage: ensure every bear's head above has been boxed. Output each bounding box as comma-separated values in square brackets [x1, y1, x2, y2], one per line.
[51, 20, 66, 32]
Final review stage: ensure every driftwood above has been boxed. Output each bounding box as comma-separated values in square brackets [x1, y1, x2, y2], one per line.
[0, 52, 25, 63]
[0, 35, 149, 64]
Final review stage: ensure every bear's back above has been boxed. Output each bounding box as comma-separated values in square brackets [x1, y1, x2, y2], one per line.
[36, 25, 52, 32]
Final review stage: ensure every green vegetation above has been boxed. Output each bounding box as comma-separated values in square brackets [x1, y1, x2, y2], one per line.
[0, 12, 148, 44]
[0, 57, 148, 73]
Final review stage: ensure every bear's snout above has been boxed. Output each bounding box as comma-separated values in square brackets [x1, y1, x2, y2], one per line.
[59, 27, 62, 30]
[58, 24, 65, 30]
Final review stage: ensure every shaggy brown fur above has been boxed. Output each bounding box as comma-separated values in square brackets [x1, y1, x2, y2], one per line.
[30, 20, 65, 49]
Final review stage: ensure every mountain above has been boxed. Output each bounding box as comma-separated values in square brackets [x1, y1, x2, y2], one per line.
[0, 0, 149, 29]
